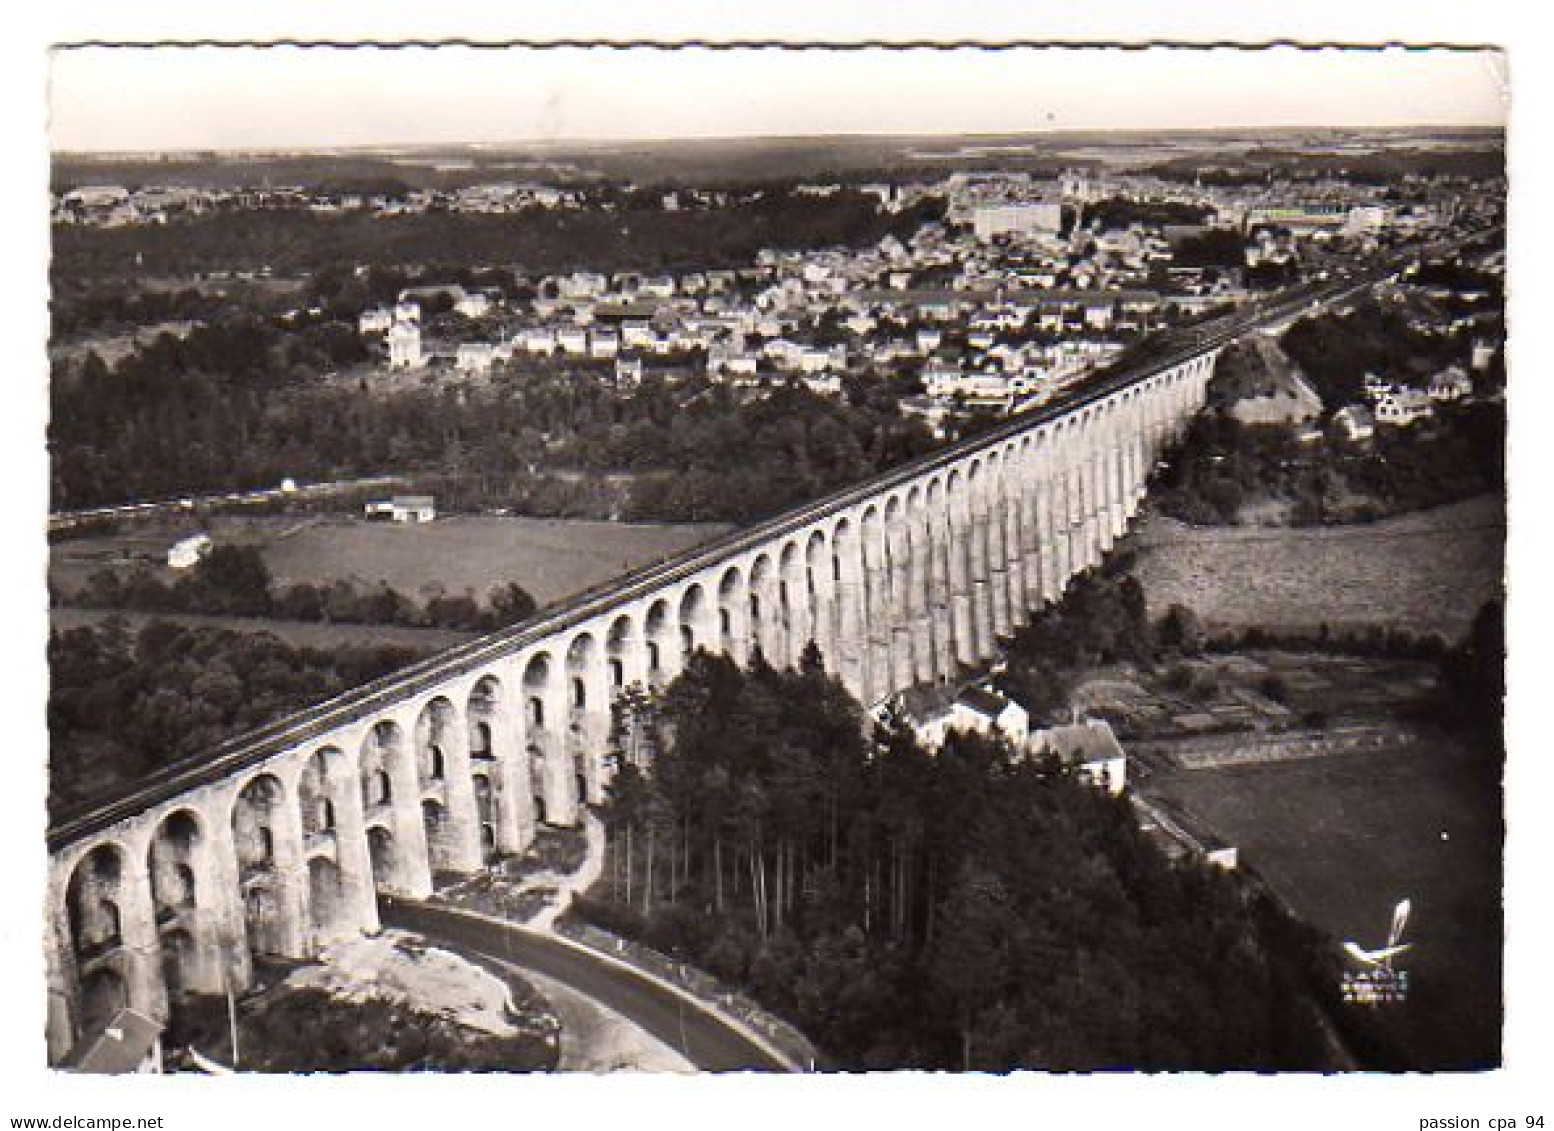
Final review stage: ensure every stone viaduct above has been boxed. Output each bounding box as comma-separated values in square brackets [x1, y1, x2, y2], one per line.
[55, 278, 1360, 1060]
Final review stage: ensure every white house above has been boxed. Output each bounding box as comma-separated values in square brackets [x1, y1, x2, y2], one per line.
[1334, 404, 1376, 442]
[364, 495, 436, 524]
[520, 328, 557, 355]
[899, 395, 952, 439]
[1428, 365, 1474, 403]
[167, 533, 213, 570]
[912, 686, 1031, 749]
[455, 292, 492, 319]
[358, 308, 393, 335]
[456, 342, 496, 373]
[1374, 387, 1434, 427]
[1470, 338, 1497, 372]
[387, 320, 424, 369]
[615, 357, 645, 386]
[589, 330, 621, 359]
[1028, 718, 1127, 795]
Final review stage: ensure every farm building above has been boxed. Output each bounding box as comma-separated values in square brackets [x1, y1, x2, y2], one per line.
[1029, 718, 1128, 795]
[364, 495, 437, 524]
[902, 684, 1032, 749]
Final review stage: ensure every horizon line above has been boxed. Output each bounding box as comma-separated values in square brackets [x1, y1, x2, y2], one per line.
[52, 122, 1508, 160]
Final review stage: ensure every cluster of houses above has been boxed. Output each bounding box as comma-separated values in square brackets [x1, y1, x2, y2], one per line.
[890, 682, 1129, 797]
[351, 168, 1385, 432]
[887, 678, 1255, 870]
[1332, 359, 1479, 440]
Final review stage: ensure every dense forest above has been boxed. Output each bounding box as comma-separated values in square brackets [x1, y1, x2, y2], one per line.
[47, 621, 431, 821]
[583, 649, 1339, 1070]
[1279, 299, 1485, 409]
[1149, 401, 1504, 525]
[51, 190, 942, 280]
[1132, 297, 1506, 525]
[50, 318, 936, 520]
[1144, 145, 1505, 186]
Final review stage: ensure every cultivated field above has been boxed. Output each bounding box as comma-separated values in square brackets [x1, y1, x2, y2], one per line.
[1073, 652, 1439, 742]
[1129, 495, 1504, 641]
[250, 515, 733, 605]
[1141, 737, 1501, 1068]
[51, 514, 733, 609]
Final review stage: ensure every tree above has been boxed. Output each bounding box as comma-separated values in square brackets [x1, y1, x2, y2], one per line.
[1158, 603, 1205, 656]
[186, 544, 273, 617]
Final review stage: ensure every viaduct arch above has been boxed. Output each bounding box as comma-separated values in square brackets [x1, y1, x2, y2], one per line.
[43, 340, 1223, 1062]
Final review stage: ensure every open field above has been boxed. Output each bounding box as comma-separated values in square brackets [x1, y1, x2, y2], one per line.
[1140, 736, 1501, 1068]
[50, 513, 733, 609]
[249, 515, 733, 605]
[1129, 495, 1504, 642]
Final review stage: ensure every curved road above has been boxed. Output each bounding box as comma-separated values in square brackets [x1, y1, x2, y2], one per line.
[380, 897, 793, 1073]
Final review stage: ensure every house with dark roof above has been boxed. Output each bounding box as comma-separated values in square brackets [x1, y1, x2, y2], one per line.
[902, 684, 1031, 749]
[1030, 718, 1128, 795]
[63, 1008, 163, 1075]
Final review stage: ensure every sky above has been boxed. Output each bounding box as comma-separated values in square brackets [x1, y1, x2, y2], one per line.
[47, 44, 1508, 153]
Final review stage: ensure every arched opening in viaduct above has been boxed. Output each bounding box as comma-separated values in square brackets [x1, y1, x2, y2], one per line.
[468, 672, 526, 858]
[298, 748, 341, 843]
[644, 599, 673, 686]
[716, 565, 743, 661]
[804, 529, 831, 668]
[524, 651, 572, 826]
[778, 541, 803, 667]
[471, 771, 497, 858]
[148, 809, 217, 1005]
[359, 721, 407, 817]
[415, 697, 465, 876]
[678, 583, 708, 663]
[365, 824, 402, 896]
[565, 632, 600, 807]
[605, 613, 633, 691]
[231, 773, 295, 960]
[65, 843, 131, 1037]
[358, 720, 429, 899]
[306, 855, 352, 945]
[748, 553, 774, 665]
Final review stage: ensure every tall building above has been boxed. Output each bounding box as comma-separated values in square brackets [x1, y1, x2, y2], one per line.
[387, 320, 423, 369]
[972, 202, 1063, 241]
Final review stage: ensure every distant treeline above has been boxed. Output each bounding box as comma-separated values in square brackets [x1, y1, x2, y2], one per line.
[52, 189, 942, 279]
[51, 311, 936, 522]
[67, 543, 538, 632]
[1145, 145, 1505, 186]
